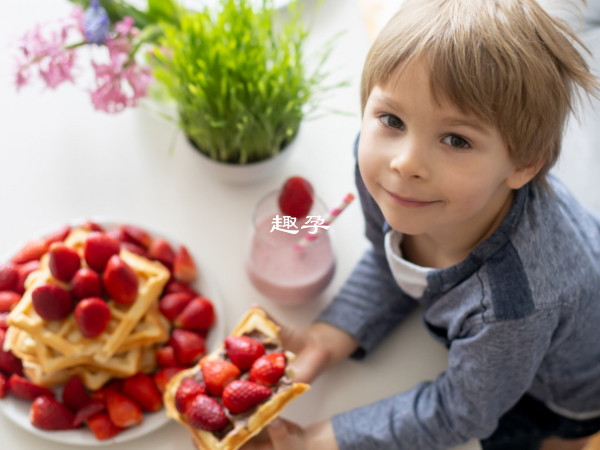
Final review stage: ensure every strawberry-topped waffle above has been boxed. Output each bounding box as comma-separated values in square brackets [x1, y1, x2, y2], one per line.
[0, 221, 219, 441]
[164, 308, 309, 450]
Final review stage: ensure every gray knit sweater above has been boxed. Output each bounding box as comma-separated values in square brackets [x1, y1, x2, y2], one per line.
[317, 155, 600, 449]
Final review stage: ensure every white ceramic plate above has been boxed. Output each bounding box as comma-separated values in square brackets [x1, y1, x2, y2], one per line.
[0, 219, 226, 446]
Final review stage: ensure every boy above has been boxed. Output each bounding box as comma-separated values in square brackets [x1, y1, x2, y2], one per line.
[245, 0, 600, 448]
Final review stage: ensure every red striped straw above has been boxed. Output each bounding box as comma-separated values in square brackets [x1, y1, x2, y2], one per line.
[294, 193, 355, 252]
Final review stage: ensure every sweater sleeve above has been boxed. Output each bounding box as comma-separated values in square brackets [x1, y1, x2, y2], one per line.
[330, 311, 555, 449]
[316, 138, 418, 357]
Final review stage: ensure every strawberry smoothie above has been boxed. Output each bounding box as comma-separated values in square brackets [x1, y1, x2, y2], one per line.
[246, 191, 336, 305]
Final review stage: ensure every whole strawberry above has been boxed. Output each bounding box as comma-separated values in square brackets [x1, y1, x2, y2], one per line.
[30, 395, 76, 430]
[175, 378, 206, 414]
[249, 352, 286, 387]
[102, 255, 139, 305]
[222, 380, 272, 414]
[278, 176, 314, 219]
[200, 359, 241, 397]
[185, 394, 229, 431]
[75, 297, 111, 338]
[48, 242, 81, 282]
[31, 283, 75, 321]
[225, 336, 265, 371]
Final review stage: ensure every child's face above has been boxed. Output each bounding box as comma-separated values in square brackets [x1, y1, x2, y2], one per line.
[358, 58, 533, 246]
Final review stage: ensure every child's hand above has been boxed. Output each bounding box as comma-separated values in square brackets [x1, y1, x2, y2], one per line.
[241, 418, 339, 450]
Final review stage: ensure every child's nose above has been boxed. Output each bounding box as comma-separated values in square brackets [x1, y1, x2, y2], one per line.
[389, 139, 429, 180]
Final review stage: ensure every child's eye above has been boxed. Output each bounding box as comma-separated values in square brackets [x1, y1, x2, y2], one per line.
[442, 134, 470, 149]
[379, 114, 404, 129]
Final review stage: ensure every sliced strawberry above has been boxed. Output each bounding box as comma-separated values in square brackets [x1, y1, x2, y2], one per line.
[164, 280, 199, 297]
[102, 255, 139, 305]
[185, 394, 229, 431]
[156, 346, 178, 367]
[105, 391, 143, 428]
[250, 352, 286, 387]
[8, 374, 54, 400]
[90, 379, 122, 403]
[121, 373, 162, 412]
[0, 290, 21, 313]
[30, 395, 76, 430]
[0, 373, 7, 399]
[75, 297, 111, 338]
[62, 375, 91, 411]
[200, 359, 241, 397]
[278, 176, 314, 219]
[148, 238, 176, 268]
[174, 296, 215, 331]
[87, 412, 124, 440]
[83, 232, 120, 272]
[153, 367, 186, 393]
[175, 378, 206, 414]
[225, 336, 265, 371]
[170, 329, 206, 365]
[120, 242, 148, 258]
[173, 245, 197, 283]
[0, 329, 23, 376]
[11, 238, 49, 265]
[120, 225, 152, 249]
[73, 399, 105, 427]
[48, 242, 81, 282]
[31, 283, 75, 321]
[15, 260, 40, 294]
[0, 312, 9, 331]
[159, 292, 193, 321]
[82, 221, 104, 232]
[222, 379, 272, 414]
[44, 225, 71, 246]
[0, 263, 18, 292]
[71, 268, 103, 300]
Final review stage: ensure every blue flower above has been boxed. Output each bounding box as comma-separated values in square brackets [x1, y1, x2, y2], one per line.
[83, 0, 110, 45]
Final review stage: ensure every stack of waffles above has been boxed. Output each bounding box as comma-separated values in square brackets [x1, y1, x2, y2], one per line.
[4, 227, 170, 390]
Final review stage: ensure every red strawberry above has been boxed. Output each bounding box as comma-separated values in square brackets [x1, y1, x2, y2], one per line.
[0, 329, 23, 375]
[44, 225, 71, 246]
[90, 379, 122, 403]
[71, 268, 103, 300]
[82, 221, 104, 232]
[159, 292, 193, 321]
[120, 242, 148, 258]
[102, 255, 139, 305]
[75, 297, 111, 338]
[120, 224, 152, 249]
[174, 378, 206, 414]
[153, 367, 186, 393]
[15, 260, 40, 294]
[148, 238, 176, 268]
[0, 373, 7, 399]
[31, 283, 74, 321]
[278, 176, 314, 218]
[73, 399, 105, 427]
[87, 412, 124, 440]
[174, 296, 215, 331]
[200, 359, 241, 397]
[8, 374, 54, 400]
[170, 329, 206, 365]
[83, 232, 120, 272]
[62, 375, 90, 410]
[11, 238, 49, 264]
[249, 352, 286, 387]
[222, 380, 272, 414]
[122, 373, 162, 412]
[156, 346, 178, 367]
[105, 391, 143, 428]
[173, 245, 197, 283]
[48, 243, 81, 282]
[225, 336, 265, 371]
[0, 290, 21, 313]
[0, 312, 9, 331]
[0, 263, 18, 292]
[164, 280, 199, 297]
[30, 395, 76, 430]
[184, 394, 229, 431]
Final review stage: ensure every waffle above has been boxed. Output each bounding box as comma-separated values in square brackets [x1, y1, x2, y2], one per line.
[164, 308, 310, 450]
[5, 226, 171, 389]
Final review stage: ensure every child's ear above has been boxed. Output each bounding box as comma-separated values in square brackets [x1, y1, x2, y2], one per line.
[506, 160, 544, 189]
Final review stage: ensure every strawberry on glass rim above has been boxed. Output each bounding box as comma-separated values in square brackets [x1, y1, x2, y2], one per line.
[0, 219, 225, 446]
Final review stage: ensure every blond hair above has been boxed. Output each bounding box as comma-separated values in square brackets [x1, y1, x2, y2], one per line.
[361, 0, 599, 187]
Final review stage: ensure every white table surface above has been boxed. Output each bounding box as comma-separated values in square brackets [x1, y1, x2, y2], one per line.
[1, 1, 599, 449]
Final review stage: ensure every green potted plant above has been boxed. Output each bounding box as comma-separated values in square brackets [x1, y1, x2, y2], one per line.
[151, 0, 337, 182]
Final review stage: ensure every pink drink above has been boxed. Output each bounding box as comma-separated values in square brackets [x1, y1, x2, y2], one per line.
[246, 192, 336, 305]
